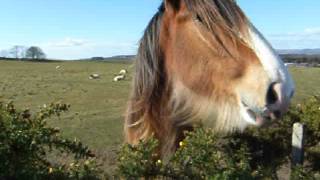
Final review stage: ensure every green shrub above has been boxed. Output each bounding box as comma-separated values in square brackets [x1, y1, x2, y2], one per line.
[1, 97, 319, 179]
[290, 96, 320, 146]
[117, 137, 160, 178]
[118, 129, 257, 179]
[290, 165, 316, 180]
[169, 129, 254, 179]
[0, 101, 101, 179]
[230, 96, 320, 177]
[118, 97, 320, 179]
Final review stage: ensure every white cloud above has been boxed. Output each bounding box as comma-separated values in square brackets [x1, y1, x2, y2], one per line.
[304, 27, 320, 35]
[267, 27, 320, 49]
[37, 38, 138, 60]
[269, 28, 320, 40]
[46, 37, 90, 47]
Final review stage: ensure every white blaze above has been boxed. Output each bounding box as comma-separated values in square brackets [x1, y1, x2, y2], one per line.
[248, 24, 295, 99]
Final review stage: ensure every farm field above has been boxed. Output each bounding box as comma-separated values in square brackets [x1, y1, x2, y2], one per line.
[0, 60, 319, 172]
[0, 60, 133, 172]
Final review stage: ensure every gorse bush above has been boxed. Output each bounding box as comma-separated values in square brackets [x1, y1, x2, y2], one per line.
[118, 129, 255, 179]
[118, 97, 320, 179]
[0, 101, 101, 179]
[290, 96, 320, 146]
[170, 130, 254, 179]
[0, 97, 319, 179]
[117, 136, 160, 178]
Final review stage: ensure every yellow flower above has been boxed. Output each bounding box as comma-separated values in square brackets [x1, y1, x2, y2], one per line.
[84, 160, 90, 165]
[70, 163, 74, 167]
[179, 141, 185, 147]
[156, 160, 162, 164]
[48, 167, 53, 174]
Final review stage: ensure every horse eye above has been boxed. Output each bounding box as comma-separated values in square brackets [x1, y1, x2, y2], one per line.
[195, 15, 204, 24]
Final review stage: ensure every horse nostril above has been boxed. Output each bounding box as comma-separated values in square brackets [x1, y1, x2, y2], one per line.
[273, 110, 282, 119]
[290, 90, 295, 98]
[269, 110, 282, 120]
[266, 83, 279, 105]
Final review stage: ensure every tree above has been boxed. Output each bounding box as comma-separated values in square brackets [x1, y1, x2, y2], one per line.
[19, 46, 28, 59]
[25, 46, 46, 60]
[9, 45, 25, 59]
[9, 46, 19, 59]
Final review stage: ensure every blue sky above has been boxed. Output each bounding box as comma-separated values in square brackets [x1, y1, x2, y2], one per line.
[0, 0, 319, 59]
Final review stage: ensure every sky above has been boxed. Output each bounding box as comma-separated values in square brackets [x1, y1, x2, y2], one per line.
[0, 0, 319, 60]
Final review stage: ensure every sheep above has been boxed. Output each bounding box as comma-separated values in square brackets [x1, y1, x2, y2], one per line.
[113, 74, 125, 82]
[119, 69, 128, 75]
[56, 66, 61, 70]
[89, 74, 100, 80]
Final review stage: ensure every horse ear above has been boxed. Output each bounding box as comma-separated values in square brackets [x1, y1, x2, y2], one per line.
[164, 0, 182, 12]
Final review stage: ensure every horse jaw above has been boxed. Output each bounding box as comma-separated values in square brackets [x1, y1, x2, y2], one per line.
[171, 80, 249, 132]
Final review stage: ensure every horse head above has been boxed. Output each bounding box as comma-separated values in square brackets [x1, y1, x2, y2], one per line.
[125, 0, 295, 156]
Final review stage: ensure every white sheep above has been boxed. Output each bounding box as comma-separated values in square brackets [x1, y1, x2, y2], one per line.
[89, 74, 100, 80]
[119, 69, 128, 75]
[113, 74, 125, 82]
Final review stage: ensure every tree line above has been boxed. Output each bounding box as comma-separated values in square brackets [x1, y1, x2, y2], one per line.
[0, 45, 46, 60]
[280, 54, 320, 64]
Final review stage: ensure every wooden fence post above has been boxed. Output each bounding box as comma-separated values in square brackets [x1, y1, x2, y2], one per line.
[292, 123, 305, 166]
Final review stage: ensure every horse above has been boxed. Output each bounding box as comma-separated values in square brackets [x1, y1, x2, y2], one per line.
[125, 0, 295, 156]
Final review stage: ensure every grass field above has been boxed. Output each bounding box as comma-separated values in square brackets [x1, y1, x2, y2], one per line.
[0, 60, 319, 172]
